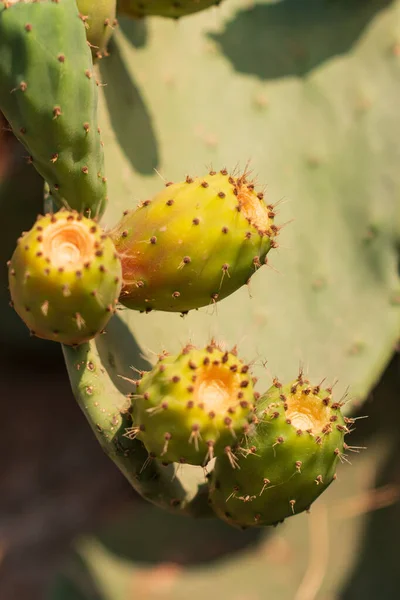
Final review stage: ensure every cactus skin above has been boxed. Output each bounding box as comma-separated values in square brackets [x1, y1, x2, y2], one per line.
[77, 0, 117, 60]
[8, 210, 122, 345]
[131, 340, 257, 466]
[209, 376, 348, 528]
[62, 321, 214, 517]
[0, 0, 107, 218]
[110, 170, 278, 313]
[117, 0, 221, 20]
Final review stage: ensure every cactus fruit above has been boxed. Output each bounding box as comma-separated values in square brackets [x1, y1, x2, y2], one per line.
[117, 0, 222, 20]
[130, 340, 257, 466]
[110, 169, 279, 313]
[8, 210, 122, 345]
[77, 0, 117, 60]
[62, 324, 214, 517]
[209, 375, 349, 528]
[0, 0, 107, 218]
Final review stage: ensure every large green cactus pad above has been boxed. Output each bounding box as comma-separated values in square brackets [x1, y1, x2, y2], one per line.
[96, 0, 400, 408]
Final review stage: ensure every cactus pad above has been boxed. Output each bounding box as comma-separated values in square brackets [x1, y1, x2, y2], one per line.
[131, 340, 257, 466]
[8, 210, 122, 345]
[209, 376, 348, 528]
[110, 169, 278, 313]
[117, 0, 222, 20]
[0, 0, 107, 217]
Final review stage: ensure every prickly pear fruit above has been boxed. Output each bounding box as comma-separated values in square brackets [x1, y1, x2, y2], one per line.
[77, 0, 117, 60]
[8, 210, 122, 345]
[0, 0, 107, 218]
[209, 375, 350, 528]
[110, 169, 279, 313]
[117, 0, 221, 20]
[129, 340, 257, 466]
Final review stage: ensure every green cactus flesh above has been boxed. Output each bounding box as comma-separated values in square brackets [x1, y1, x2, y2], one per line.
[110, 170, 278, 313]
[8, 210, 122, 345]
[117, 0, 221, 20]
[131, 340, 257, 466]
[0, 0, 107, 218]
[77, 0, 117, 59]
[209, 377, 348, 528]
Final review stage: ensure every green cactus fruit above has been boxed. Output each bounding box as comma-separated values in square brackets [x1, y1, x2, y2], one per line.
[0, 0, 107, 218]
[110, 169, 279, 313]
[130, 340, 257, 466]
[209, 375, 350, 528]
[117, 0, 221, 20]
[77, 0, 117, 60]
[8, 210, 122, 345]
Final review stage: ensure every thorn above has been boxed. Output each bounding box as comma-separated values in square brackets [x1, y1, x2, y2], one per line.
[188, 425, 202, 451]
[161, 432, 172, 456]
[225, 446, 240, 469]
[75, 312, 86, 330]
[204, 440, 214, 463]
[259, 478, 270, 496]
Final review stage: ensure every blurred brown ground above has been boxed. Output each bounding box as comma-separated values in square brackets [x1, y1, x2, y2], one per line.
[0, 350, 137, 600]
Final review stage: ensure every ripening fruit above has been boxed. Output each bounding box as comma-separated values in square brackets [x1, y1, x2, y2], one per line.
[110, 169, 279, 313]
[8, 209, 122, 345]
[128, 340, 258, 466]
[77, 0, 117, 60]
[209, 375, 350, 528]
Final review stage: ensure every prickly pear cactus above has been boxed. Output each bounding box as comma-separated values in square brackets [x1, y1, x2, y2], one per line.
[209, 376, 348, 528]
[109, 170, 278, 313]
[117, 0, 222, 20]
[8, 210, 122, 345]
[99, 0, 400, 406]
[0, 0, 107, 217]
[131, 340, 257, 465]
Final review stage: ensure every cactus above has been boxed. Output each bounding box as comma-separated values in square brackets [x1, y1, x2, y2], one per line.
[62, 317, 213, 517]
[117, 0, 222, 20]
[1, 0, 400, 597]
[209, 376, 348, 528]
[8, 210, 122, 345]
[131, 340, 257, 465]
[0, 0, 107, 217]
[77, 0, 117, 60]
[109, 170, 278, 313]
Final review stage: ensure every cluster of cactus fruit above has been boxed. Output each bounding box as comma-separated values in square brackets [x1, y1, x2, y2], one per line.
[1, 0, 353, 529]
